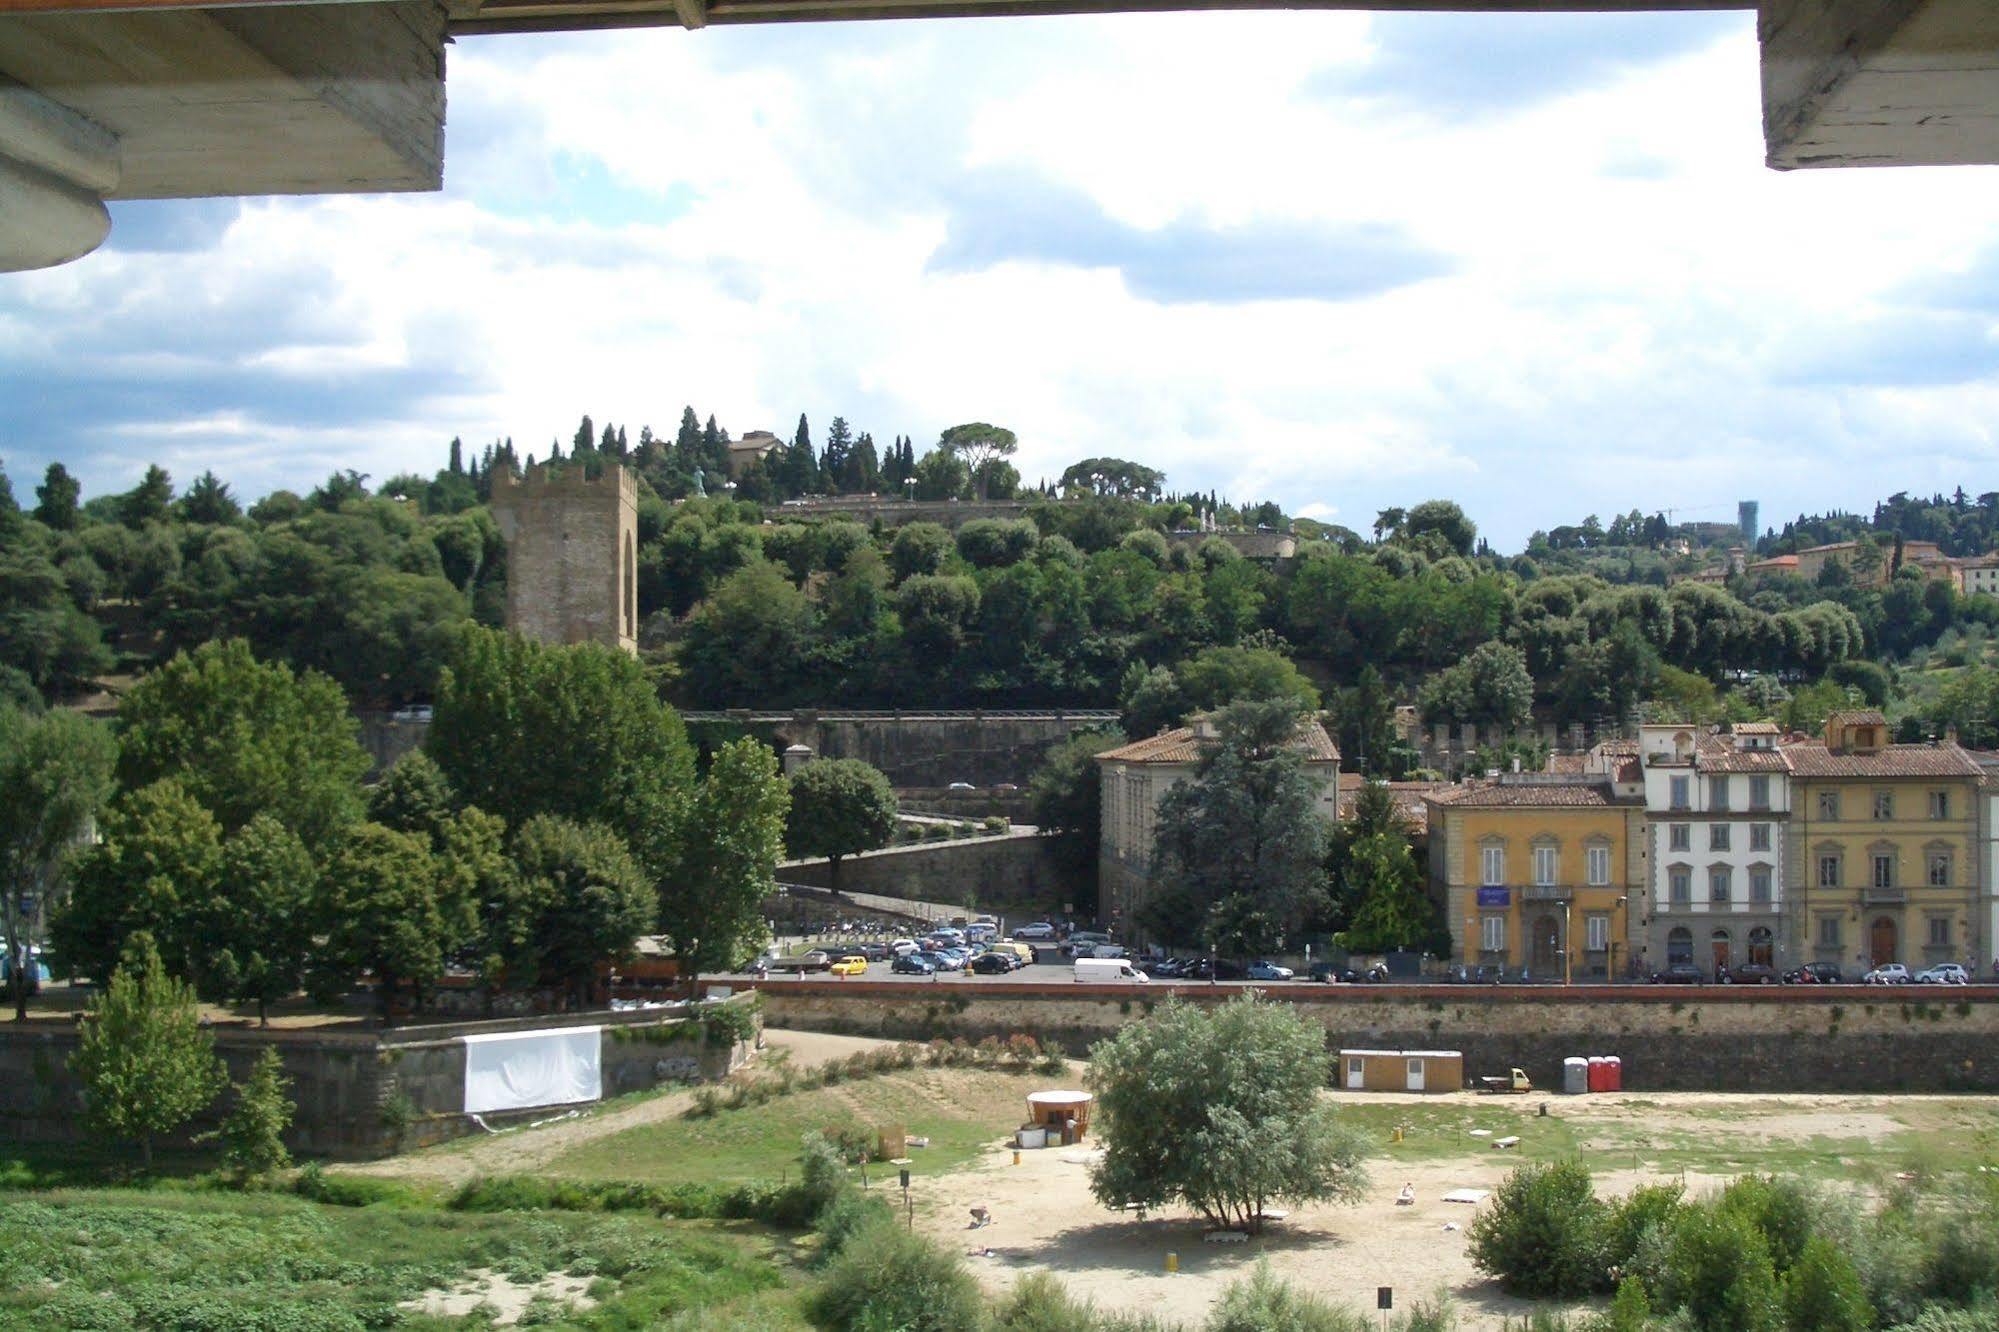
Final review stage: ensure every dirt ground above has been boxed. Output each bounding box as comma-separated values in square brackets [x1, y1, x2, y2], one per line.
[911, 1089, 1963, 1330]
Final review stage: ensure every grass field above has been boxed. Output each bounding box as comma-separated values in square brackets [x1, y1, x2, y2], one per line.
[547, 1067, 1038, 1186]
[0, 1187, 810, 1331]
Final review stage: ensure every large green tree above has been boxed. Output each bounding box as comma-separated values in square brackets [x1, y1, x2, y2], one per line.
[784, 758, 898, 895]
[69, 935, 225, 1168]
[197, 815, 316, 1024]
[1146, 698, 1331, 952]
[1331, 782, 1437, 954]
[666, 738, 787, 983]
[0, 707, 117, 1019]
[115, 639, 369, 849]
[315, 822, 444, 1024]
[1027, 729, 1124, 897]
[428, 626, 694, 876]
[511, 815, 652, 1008]
[1087, 993, 1368, 1234]
[55, 779, 223, 987]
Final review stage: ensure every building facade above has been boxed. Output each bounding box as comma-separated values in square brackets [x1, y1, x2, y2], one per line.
[489, 462, 639, 655]
[1425, 778, 1644, 981]
[1783, 711, 1984, 974]
[1096, 716, 1340, 940]
[1638, 722, 1790, 976]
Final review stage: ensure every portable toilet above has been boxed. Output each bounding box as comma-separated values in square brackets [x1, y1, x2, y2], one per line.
[1588, 1056, 1610, 1092]
[1605, 1055, 1622, 1091]
[1563, 1056, 1589, 1094]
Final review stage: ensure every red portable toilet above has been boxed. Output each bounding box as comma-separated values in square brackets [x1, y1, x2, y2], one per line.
[1587, 1056, 1608, 1092]
[1604, 1055, 1622, 1091]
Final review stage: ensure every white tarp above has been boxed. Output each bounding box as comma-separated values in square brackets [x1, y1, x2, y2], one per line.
[462, 1026, 603, 1115]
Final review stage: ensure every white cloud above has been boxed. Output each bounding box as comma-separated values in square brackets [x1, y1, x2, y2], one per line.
[4, 10, 1998, 548]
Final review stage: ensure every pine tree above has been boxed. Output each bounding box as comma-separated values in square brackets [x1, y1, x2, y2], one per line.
[821, 416, 853, 494]
[34, 462, 81, 530]
[218, 1045, 294, 1178]
[70, 935, 225, 1168]
[676, 406, 702, 456]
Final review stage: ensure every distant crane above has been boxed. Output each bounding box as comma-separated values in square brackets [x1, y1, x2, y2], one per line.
[1659, 502, 1732, 526]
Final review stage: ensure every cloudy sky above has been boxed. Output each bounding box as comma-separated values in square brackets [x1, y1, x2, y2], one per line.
[4, 9, 1999, 549]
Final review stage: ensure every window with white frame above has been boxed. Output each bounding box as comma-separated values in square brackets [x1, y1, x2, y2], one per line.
[1750, 823, 1771, 852]
[1481, 916, 1506, 952]
[1929, 791, 1950, 820]
[1586, 845, 1610, 887]
[1818, 854, 1841, 888]
[1928, 852, 1951, 887]
[1709, 867, 1732, 905]
[1669, 824, 1690, 852]
[1586, 915, 1610, 951]
[1533, 845, 1557, 886]
[1670, 869, 1691, 904]
[1749, 775, 1771, 810]
[1873, 790, 1894, 821]
[1481, 845, 1504, 887]
[1872, 854, 1894, 889]
[1710, 777, 1730, 811]
[1670, 776, 1690, 810]
[1709, 824, 1731, 852]
[1750, 866, 1772, 904]
[1818, 791, 1841, 820]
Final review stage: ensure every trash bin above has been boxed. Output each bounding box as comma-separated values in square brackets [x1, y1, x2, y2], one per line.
[1604, 1055, 1622, 1091]
[1563, 1057, 1589, 1094]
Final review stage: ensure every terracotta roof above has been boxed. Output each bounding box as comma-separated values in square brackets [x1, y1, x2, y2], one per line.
[1425, 781, 1627, 809]
[1778, 741, 1982, 779]
[1591, 739, 1639, 756]
[1695, 738, 1790, 772]
[1545, 754, 1588, 774]
[1336, 779, 1445, 834]
[1095, 717, 1339, 765]
[1826, 709, 1888, 728]
[1614, 758, 1643, 783]
[1733, 722, 1781, 735]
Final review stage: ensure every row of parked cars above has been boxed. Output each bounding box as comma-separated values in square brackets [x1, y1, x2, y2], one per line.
[1139, 957, 1393, 983]
[1646, 960, 1975, 985]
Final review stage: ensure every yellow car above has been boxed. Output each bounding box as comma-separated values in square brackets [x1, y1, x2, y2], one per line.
[829, 956, 869, 977]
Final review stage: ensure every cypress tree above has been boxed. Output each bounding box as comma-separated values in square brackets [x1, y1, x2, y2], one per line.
[574, 415, 594, 452]
[448, 437, 464, 475]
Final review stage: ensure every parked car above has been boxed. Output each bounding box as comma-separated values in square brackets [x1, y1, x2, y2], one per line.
[1783, 963, 1844, 985]
[1650, 962, 1705, 985]
[1245, 961, 1295, 981]
[969, 952, 1014, 975]
[1186, 957, 1245, 980]
[1720, 963, 1781, 985]
[829, 956, 868, 976]
[1013, 922, 1057, 941]
[1149, 957, 1189, 979]
[889, 938, 919, 956]
[1864, 963, 1912, 985]
[1916, 963, 1969, 985]
[892, 953, 935, 975]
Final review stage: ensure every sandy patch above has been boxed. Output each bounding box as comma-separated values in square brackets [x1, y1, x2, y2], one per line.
[399, 1268, 596, 1325]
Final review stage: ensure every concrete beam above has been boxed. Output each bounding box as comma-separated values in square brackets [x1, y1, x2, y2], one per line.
[0, 72, 116, 269]
[1762, 0, 1999, 168]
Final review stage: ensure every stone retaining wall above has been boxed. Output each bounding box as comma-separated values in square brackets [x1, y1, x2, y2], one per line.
[719, 982, 1999, 1093]
[0, 996, 759, 1160]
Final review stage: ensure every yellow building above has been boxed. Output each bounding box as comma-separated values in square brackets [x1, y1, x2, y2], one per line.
[1425, 779, 1644, 981]
[1783, 711, 1983, 974]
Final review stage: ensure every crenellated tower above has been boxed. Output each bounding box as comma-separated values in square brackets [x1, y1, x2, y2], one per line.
[489, 462, 639, 655]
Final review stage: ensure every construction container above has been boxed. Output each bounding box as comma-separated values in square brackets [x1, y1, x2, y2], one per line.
[1337, 1050, 1464, 1093]
[1563, 1057, 1589, 1095]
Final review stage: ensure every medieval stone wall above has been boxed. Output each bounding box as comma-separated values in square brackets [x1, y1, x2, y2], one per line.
[490, 464, 638, 654]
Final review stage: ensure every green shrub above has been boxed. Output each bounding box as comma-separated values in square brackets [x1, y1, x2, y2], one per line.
[1397, 1291, 1457, 1332]
[982, 816, 1009, 835]
[1206, 1262, 1365, 1332]
[1602, 1182, 1684, 1280]
[1719, 1174, 1816, 1276]
[993, 1272, 1101, 1331]
[217, 1047, 294, 1180]
[799, 1132, 851, 1216]
[1885, 1306, 1999, 1332]
[1664, 1204, 1782, 1332]
[807, 1215, 985, 1331]
[1785, 1235, 1873, 1332]
[811, 1189, 893, 1265]
[1595, 1275, 1652, 1332]
[1467, 1162, 1608, 1298]
[1922, 1212, 1999, 1307]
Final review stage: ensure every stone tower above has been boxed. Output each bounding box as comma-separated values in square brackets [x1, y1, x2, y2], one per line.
[489, 462, 639, 655]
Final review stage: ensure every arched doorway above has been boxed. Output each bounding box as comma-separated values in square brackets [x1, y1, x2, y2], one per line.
[1748, 927, 1774, 967]
[1667, 927, 1693, 965]
[1710, 929, 1732, 974]
[1870, 917, 1897, 967]
[1531, 914, 1561, 977]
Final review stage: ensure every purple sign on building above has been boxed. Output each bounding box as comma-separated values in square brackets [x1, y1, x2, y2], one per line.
[1476, 887, 1510, 907]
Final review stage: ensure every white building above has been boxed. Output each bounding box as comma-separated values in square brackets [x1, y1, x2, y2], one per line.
[1638, 722, 1792, 976]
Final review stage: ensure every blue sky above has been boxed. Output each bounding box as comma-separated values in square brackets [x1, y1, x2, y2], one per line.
[3, 9, 1997, 549]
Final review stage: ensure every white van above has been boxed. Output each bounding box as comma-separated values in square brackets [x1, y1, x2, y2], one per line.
[1075, 957, 1148, 984]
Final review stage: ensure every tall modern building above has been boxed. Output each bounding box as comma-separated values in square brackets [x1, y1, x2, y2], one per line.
[1739, 500, 1760, 546]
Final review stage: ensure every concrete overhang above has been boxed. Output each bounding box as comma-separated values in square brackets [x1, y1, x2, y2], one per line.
[0, 0, 1994, 271]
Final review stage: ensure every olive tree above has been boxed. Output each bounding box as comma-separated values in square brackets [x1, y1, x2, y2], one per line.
[1086, 992, 1368, 1234]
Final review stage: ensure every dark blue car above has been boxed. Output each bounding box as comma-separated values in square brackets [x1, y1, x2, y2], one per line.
[892, 953, 935, 975]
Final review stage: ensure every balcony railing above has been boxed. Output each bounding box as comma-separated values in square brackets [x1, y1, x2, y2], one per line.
[1522, 883, 1574, 901]
[1863, 885, 1905, 904]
